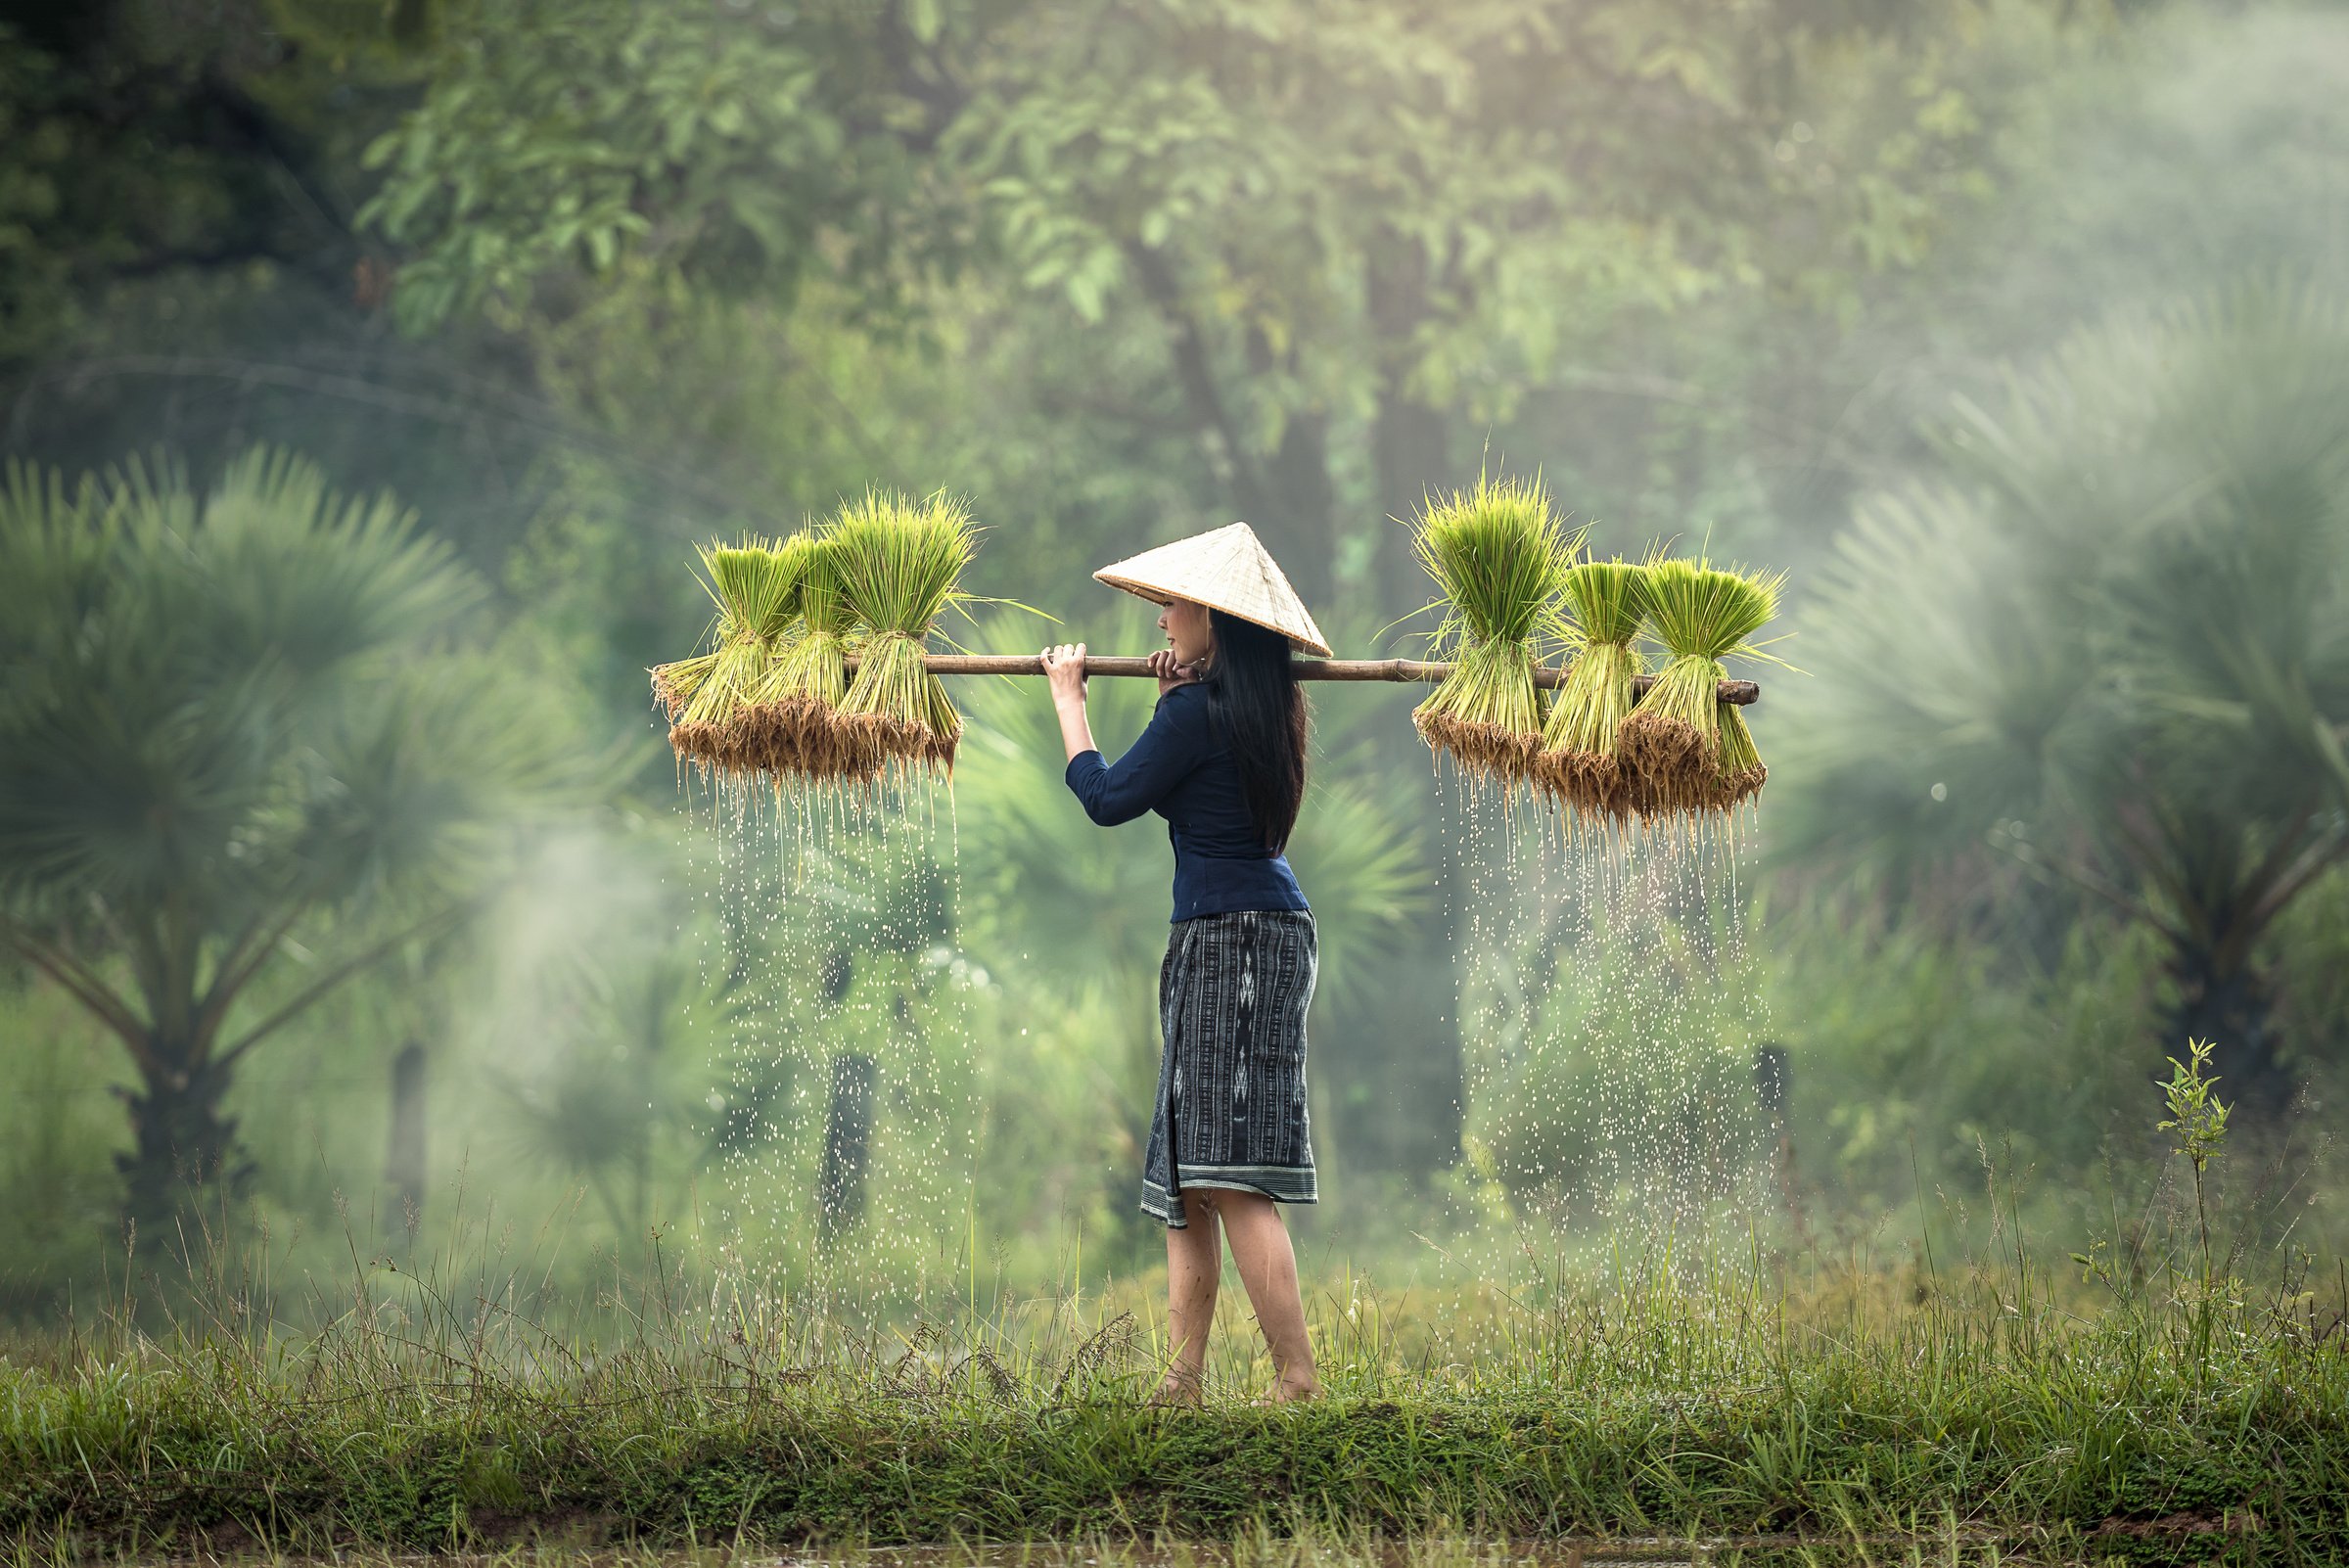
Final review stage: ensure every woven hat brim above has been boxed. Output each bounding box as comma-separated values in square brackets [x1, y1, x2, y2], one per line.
[1092, 522, 1333, 657]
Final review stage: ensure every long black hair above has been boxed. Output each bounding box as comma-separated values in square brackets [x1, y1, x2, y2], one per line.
[1201, 608, 1309, 852]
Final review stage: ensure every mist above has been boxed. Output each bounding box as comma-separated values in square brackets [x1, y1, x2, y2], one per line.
[4, 0, 2346, 1324]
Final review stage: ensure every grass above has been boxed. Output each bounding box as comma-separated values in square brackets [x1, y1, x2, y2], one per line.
[1407, 474, 1583, 794]
[0, 1530, 2306, 1568]
[2, 1529, 2258, 1568]
[5, 1232, 2344, 1565]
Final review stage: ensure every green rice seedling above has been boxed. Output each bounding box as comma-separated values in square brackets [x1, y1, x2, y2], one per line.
[1534, 557, 1651, 824]
[710, 532, 811, 644]
[730, 530, 826, 774]
[1712, 687, 1768, 813]
[650, 648, 717, 721]
[656, 533, 816, 780]
[1617, 556, 1781, 814]
[767, 531, 876, 783]
[831, 488, 981, 780]
[1409, 473, 1583, 791]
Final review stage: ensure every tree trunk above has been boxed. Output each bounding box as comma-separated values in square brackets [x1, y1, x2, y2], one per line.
[1357, 235, 1468, 1179]
[816, 1051, 878, 1243]
[1366, 237, 1452, 625]
[1371, 393, 1450, 623]
[1238, 323, 1336, 605]
[1368, 389, 1464, 1177]
[1263, 407, 1337, 605]
[117, 1046, 250, 1229]
[386, 1039, 428, 1224]
[2166, 941, 2293, 1120]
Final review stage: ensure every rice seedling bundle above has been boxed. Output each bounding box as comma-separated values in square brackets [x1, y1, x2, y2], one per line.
[1534, 558, 1651, 821]
[766, 531, 875, 783]
[1617, 557, 1781, 813]
[1409, 474, 1581, 789]
[1712, 682, 1769, 810]
[658, 533, 814, 778]
[830, 489, 980, 780]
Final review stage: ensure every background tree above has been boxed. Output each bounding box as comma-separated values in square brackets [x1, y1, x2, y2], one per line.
[1778, 284, 2349, 1115]
[360, 0, 2035, 612]
[0, 449, 572, 1222]
[355, 0, 966, 338]
[9, 0, 2349, 1297]
[950, 0, 2023, 611]
[235, 0, 2089, 1182]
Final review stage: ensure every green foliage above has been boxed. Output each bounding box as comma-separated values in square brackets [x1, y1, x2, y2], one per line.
[1756, 892, 2163, 1221]
[1776, 283, 2349, 1106]
[356, 0, 943, 333]
[16, 0, 2349, 1325]
[2158, 1038, 2233, 1180]
[2157, 1036, 2234, 1303]
[1471, 904, 1765, 1221]
[0, 448, 576, 1220]
[493, 945, 727, 1243]
[0, 28, 74, 364]
[357, 0, 2043, 610]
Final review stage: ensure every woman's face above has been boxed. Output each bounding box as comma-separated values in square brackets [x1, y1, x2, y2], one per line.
[1158, 596, 1214, 667]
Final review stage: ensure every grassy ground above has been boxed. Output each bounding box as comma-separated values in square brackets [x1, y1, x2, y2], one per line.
[3, 1230, 2346, 1568]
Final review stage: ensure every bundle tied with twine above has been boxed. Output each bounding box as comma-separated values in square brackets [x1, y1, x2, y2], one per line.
[1535, 557, 1652, 822]
[1617, 557, 1783, 814]
[655, 532, 815, 779]
[1408, 473, 1584, 791]
[830, 489, 982, 781]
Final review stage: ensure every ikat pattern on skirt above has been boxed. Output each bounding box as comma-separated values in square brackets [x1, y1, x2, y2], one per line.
[1142, 909, 1317, 1229]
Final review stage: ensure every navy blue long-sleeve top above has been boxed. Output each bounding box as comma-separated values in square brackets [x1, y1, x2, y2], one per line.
[1063, 681, 1310, 923]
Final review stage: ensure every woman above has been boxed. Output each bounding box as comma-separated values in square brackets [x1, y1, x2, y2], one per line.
[1039, 522, 1332, 1406]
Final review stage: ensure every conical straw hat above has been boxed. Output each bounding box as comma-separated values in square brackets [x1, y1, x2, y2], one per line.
[1093, 522, 1333, 657]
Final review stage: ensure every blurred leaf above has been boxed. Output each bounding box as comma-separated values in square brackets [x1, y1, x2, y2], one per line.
[1773, 283, 2349, 1094]
[0, 447, 585, 1211]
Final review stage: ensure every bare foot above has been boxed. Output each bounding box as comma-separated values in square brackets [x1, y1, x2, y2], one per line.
[1262, 1377, 1320, 1405]
[1145, 1372, 1204, 1407]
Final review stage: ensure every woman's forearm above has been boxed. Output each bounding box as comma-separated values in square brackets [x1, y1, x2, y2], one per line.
[1056, 697, 1097, 761]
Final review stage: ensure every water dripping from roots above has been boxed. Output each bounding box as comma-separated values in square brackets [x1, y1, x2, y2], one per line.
[682, 770, 986, 1349]
[1450, 788, 1776, 1284]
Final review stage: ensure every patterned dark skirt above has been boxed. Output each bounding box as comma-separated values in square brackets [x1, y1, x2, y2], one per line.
[1141, 908, 1318, 1229]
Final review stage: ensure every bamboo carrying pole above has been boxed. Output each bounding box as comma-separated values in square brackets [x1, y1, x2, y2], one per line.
[844, 653, 1761, 705]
